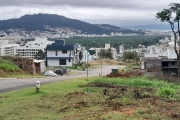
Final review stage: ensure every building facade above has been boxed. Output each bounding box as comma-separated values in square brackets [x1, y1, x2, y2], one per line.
[46, 40, 79, 66]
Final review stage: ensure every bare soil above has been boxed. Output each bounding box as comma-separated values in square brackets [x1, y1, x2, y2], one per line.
[61, 82, 180, 119]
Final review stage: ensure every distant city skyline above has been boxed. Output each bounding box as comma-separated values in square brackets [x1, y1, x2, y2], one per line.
[0, 0, 179, 27]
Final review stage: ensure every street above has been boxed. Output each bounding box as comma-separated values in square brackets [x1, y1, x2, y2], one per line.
[0, 65, 120, 94]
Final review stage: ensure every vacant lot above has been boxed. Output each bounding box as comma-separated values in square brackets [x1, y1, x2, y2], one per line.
[0, 76, 180, 120]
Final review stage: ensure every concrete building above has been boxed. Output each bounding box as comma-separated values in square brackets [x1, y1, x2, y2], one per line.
[119, 44, 124, 54]
[14, 38, 52, 58]
[82, 50, 93, 62]
[0, 44, 19, 56]
[46, 40, 79, 66]
[140, 34, 179, 74]
[15, 47, 45, 58]
[90, 43, 117, 59]
[25, 37, 53, 48]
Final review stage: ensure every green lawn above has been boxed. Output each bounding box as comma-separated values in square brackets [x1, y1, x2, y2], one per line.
[0, 76, 180, 120]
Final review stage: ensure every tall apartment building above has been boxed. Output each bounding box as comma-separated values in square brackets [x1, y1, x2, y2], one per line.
[0, 44, 19, 56]
[15, 47, 45, 58]
[14, 38, 53, 58]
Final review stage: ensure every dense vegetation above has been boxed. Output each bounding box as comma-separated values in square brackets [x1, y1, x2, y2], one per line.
[64, 35, 168, 49]
[0, 13, 144, 35]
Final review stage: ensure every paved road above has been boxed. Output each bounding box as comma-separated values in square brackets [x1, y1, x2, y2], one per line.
[0, 65, 121, 94]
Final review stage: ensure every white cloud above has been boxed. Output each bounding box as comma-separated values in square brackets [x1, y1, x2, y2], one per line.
[0, 0, 179, 26]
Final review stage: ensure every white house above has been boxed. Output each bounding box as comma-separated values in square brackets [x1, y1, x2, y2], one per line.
[46, 40, 79, 66]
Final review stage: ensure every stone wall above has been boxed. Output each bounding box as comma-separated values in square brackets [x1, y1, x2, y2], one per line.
[0, 56, 34, 74]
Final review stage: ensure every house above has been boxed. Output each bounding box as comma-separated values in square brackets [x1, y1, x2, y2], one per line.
[141, 54, 162, 72]
[46, 40, 79, 66]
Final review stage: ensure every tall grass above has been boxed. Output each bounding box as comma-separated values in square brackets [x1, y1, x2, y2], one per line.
[0, 58, 20, 71]
[91, 77, 177, 88]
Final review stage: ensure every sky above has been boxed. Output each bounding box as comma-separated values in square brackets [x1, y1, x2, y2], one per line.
[0, 0, 179, 27]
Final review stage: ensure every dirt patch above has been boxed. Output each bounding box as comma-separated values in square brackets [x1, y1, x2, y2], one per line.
[89, 59, 122, 66]
[65, 91, 86, 99]
[60, 83, 180, 119]
[87, 83, 119, 88]
[120, 107, 136, 116]
[107, 71, 142, 78]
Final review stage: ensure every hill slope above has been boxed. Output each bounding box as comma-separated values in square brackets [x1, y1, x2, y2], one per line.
[0, 13, 144, 35]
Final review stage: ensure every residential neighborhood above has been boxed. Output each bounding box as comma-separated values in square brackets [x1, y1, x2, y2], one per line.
[0, 32, 179, 76]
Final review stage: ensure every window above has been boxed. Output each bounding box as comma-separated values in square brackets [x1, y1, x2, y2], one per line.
[59, 59, 66, 65]
[172, 62, 175, 65]
[69, 59, 71, 62]
[62, 50, 67, 54]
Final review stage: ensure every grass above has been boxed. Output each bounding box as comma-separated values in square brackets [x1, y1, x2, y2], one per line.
[0, 58, 45, 78]
[66, 65, 85, 71]
[0, 58, 20, 72]
[0, 76, 180, 119]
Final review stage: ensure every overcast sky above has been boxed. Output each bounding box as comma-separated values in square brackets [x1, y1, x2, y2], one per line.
[0, 0, 179, 26]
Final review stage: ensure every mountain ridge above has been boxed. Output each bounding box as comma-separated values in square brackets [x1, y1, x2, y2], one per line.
[0, 13, 144, 35]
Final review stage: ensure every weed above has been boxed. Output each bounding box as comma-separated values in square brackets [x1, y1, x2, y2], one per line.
[158, 87, 176, 99]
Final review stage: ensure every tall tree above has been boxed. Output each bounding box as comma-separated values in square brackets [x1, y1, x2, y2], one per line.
[156, 3, 180, 78]
[35, 50, 45, 60]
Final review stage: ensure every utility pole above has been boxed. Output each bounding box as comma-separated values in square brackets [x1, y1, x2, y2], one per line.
[101, 41, 102, 76]
[87, 41, 88, 77]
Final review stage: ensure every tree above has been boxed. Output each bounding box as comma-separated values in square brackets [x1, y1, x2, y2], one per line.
[99, 49, 106, 59]
[98, 49, 113, 59]
[35, 50, 45, 60]
[156, 3, 180, 78]
[123, 52, 139, 62]
[105, 48, 113, 59]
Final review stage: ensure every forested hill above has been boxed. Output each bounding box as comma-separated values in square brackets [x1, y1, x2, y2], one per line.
[0, 13, 144, 35]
